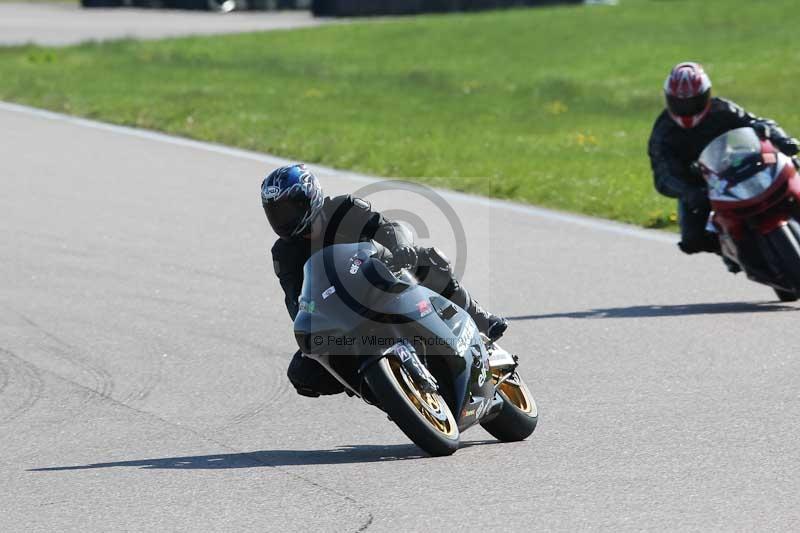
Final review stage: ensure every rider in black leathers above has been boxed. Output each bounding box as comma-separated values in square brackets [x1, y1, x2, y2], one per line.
[262, 164, 507, 397]
[648, 62, 799, 255]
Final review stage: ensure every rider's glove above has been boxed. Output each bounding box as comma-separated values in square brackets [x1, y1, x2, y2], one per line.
[684, 187, 710, 214]
[389, 246, 418, 271]
[775, 137, 800, 156]
[417, 246, 451, 273]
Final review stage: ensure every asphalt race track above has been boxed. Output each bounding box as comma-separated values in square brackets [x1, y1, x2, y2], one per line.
[0, 3, 331, 46]
[2, 102, 800, 531]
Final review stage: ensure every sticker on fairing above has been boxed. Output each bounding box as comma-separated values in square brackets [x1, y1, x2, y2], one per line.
[454, 320, 476, 356]
[322, 286, 336, 299]
[417, 300, 433, 318]
[299, 299, 316, 313]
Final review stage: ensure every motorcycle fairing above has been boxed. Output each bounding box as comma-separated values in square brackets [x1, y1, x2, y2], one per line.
[293, 243, 497, 429]
[699, 128, 800, 293]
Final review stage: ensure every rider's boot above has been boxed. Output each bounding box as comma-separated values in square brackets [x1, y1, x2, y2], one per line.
[678, 230, 721, 254]
[722, 256, 741, 274]
[465, 297, 508, 342]
[447, 283, 507, 341]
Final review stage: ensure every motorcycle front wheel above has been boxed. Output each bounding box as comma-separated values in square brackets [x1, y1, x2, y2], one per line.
[765, 220, 800, 294]
[480, 372, 538, 442]
[363, 357, 459, 457]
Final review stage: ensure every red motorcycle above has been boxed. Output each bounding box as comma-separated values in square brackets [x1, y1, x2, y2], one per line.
[699, 127, 800, 301]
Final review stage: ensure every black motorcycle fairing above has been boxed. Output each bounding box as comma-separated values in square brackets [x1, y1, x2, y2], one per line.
[379, 293, 496, 425]
[294, 243, 411, 355]
[293, 243, 497, 429]
[295, 243, 459, 354]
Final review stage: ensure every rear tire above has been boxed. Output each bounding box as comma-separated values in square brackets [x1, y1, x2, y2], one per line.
[363, 357, 459, 457]
[480, 374, 538, 442]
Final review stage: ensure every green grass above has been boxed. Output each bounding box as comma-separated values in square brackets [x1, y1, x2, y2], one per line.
[1, 0, 799, 228]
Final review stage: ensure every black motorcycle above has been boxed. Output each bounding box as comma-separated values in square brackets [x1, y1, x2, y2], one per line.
[293, 242, 537, 456]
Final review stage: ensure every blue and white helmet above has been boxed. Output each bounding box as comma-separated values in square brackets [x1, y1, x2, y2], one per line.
[261, 164, 324, 239]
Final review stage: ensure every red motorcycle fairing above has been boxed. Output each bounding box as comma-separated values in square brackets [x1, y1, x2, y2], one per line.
[711, 151, 800, 241]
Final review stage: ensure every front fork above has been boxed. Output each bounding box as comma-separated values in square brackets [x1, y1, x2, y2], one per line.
[457, 341, 519, 427]
[358, 336, 515, 428]
[381, 340, 438, 394]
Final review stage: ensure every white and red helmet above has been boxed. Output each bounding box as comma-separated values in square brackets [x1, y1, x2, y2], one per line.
[664, 62, 712, 129]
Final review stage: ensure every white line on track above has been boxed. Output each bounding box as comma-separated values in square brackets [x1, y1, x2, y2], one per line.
[1, 100, 677, 244]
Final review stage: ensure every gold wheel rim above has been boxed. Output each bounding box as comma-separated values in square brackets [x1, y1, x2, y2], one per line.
[494, 372, 535, 414]
[387, 358, 457, 438]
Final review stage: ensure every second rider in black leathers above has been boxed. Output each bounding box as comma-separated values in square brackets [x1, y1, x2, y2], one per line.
[648, 61, 799, 255]
[262, 164, 507, 397]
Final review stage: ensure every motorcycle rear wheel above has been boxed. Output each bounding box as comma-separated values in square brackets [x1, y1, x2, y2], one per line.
[480, 373, 538, 442]
[363, 357, 459, 457]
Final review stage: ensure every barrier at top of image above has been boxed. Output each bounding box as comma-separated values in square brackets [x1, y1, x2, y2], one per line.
[311, 0, 587, 17]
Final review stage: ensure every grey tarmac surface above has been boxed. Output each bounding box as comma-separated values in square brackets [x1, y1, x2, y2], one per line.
[1, 102, 799, 532]
[0, 3, 331, 46]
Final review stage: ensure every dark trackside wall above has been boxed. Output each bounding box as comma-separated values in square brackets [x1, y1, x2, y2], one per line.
[311, 0, 583, 17]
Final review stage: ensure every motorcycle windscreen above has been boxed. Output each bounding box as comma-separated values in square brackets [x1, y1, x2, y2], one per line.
[718, 167, 779, 201]
[701, 128, 785, 202]
[699, 127, 762, 177]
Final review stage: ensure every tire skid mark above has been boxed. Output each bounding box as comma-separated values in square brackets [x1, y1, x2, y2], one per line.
[156, 260, 254, 286]
[117, 342, 163, 405]
[107, 304, 280, 413]
[16, 313, 114, 403]
[356, 515, 374, 532]
[0, 347, 44, 425]
[161, 326, 296, 430]
[0, 359, 9, 395]
[119, 352, 163, 404]
[118, 290, 195, 309]
[110, 326, 164, 405]
[210, 337, 294, 430]
[24, 359, 375, 530]
[223, 369, 292, 429]
[6, 303, 161, 406]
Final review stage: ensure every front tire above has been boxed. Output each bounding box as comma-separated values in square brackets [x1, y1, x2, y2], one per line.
[765, 220, 800, 292]
[363, 357, 459, 457]
[480, 374, 538, 442]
